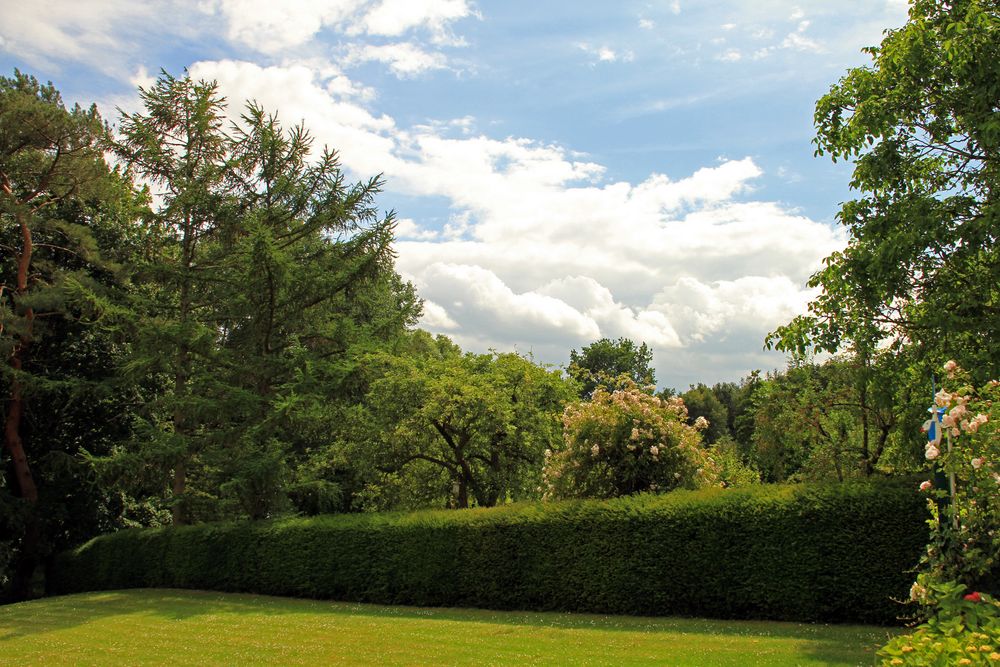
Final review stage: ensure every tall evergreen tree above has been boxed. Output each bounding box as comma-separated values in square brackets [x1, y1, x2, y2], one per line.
[109, 72, 419, 523]
[111, 72, 231, 525]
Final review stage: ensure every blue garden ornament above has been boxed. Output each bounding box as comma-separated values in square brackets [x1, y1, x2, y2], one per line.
[923, 376, 946, 447]
[922, 376, 956, 518]
[924, 405, 945, 447]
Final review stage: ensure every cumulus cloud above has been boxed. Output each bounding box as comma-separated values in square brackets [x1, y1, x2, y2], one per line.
[1, 0, 477, 82]
[395, 217, 440, 241]
[187, 60, 399, 176]
[415, 264, 602, 344]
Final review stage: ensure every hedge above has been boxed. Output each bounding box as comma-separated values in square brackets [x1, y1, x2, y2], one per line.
[49, 480, 929, 624]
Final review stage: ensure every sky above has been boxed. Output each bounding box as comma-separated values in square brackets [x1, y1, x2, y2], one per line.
[0, 0, 911, 390]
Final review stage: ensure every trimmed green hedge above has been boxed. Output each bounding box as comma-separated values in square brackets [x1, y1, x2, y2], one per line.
[49, 481, 928, 624]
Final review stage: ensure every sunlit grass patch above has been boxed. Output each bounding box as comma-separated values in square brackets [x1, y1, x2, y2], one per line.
[0, 589, 899, 665]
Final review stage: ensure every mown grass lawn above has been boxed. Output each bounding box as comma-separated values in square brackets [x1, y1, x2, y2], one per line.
[0, 589, 898, 665]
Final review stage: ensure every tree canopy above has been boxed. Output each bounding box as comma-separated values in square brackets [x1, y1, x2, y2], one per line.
[358, 346, 577, 509]
[568, 337, 655, 398]
[769, 0, 1000, 381]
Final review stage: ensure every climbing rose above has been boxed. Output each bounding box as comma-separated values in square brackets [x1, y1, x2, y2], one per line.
[925, 445, 940, 460]
[919, 480, 933, 491]
[935, 389, 953, 407]
[964, 591, 982, 602]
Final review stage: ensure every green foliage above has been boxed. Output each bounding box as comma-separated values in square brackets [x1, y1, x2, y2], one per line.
[544, 382, 719, 499]
[50, 480, 928, 625]
[768, 0, 1000, 381]
[101, 71, 419, 523]
[710, 436, 761, 488]
[680, 383, 730, 444]
[747, 355, 911, 483]
[355, 346, 577, 509]
[879, 582, 1000, 666]
[568, 337, 655, 398]
[1, 70, 150, 600]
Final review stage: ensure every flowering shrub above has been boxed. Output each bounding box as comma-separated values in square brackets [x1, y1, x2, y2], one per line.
[916, 363, 999, 593]
[878, 362, 1000, 664]
[543, 381, 719, 499]
[879, 581, 1000, 666]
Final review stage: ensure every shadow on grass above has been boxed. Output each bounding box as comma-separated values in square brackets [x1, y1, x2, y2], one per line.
[0, 588, 900, 664]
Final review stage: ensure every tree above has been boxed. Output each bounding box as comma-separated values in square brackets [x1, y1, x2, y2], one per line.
[108, 72, 420, 523]
[568, 337, 655, 398]
[1, 71, 139, 600]
[111, 72, 231, 525]
[745, 355, 908, 483]
[543, 381, 719, 499]
[680, 383, 730, 444]
[769, 0, 1000, 381]
[358, 344, 576, 509]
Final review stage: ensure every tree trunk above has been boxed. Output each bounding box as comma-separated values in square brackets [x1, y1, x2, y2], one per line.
[4, 209, 38, 502]
[2, 206, 41, 602]
[455, 476, 468, 509]
[2, 515, 41, 602]
[858, 352, 872, 476]
[4, 368, 38, 503]
[172, 458, 187, 525]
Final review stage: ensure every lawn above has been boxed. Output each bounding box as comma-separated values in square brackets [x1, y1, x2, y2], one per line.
[0, 589, 898, 665]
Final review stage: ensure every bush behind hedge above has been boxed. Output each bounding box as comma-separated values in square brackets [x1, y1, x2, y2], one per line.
[49, 480, 928, 624]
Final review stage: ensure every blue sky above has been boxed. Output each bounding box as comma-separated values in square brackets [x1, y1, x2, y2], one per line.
[1, 1, 910, 390]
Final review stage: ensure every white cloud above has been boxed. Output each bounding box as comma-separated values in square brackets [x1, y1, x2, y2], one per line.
[577, 43, 635, 64]
[186, 60, 399, 176]
[206, 0, 474, 53]
[395, 217, 440, 240]
[639, 18, 656, 30]
[717, 49, 742, 62]
[356, 0, 475, 42]
[782, 31, 822, 52]
[415, 264, 602, 343]
[670, 1, 681, 15]
[342, 42, 449, 77]
[207, 0, 363, 53]
[421, 299, 460, 330]
[0, 0, 171, 77]
[652, 276, 813, 344]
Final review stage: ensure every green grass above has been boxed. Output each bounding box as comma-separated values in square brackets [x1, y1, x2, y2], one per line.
[0, 589, 898, 665]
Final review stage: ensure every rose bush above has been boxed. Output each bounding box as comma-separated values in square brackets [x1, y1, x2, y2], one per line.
[879, 361, 999, 665]
[916, 364, 999, 593]
[542, 380, 719, 499]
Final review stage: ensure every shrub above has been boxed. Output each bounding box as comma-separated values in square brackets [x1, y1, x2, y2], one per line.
[544, 382, 718, 499]
[878, 582, 1000, 666]
[50, 480, 927, 624]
